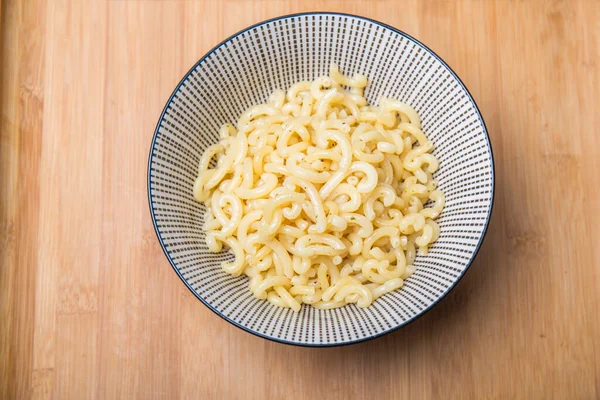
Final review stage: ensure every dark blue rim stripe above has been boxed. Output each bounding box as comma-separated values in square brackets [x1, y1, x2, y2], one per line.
[147, 11, 496, 348]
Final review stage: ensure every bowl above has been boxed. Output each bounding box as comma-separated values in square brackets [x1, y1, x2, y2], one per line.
[148, 12, 494, 346]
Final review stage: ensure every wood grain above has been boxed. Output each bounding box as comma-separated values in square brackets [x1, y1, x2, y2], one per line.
[1, 0, 599, 398]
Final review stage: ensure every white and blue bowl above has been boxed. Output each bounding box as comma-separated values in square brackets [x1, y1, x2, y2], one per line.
[148, 12, 495, 346]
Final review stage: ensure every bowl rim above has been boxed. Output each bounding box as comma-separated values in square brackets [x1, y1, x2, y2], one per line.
[147, 11, 496, 347]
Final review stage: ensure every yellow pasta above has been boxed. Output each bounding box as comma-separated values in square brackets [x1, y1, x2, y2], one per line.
[192, 64, 445, 311]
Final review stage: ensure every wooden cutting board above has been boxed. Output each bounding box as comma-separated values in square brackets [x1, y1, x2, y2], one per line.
[1, 0, 599, 398]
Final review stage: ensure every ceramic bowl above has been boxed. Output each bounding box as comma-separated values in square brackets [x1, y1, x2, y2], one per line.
[148, 12, 494, 346]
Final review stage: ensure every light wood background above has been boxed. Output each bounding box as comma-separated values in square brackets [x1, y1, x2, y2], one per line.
[1, 0, 599, 398]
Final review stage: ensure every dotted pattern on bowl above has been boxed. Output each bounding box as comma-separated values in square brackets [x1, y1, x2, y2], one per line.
[148, 13, 494, 346]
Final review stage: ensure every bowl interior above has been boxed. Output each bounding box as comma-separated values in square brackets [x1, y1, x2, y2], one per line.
[148, 13, 494, 346]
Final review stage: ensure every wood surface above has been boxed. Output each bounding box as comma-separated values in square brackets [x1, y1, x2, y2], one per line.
[1, 0, 599, 398]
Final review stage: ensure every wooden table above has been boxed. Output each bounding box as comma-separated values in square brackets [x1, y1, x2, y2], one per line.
[2, 0, 599, 398]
